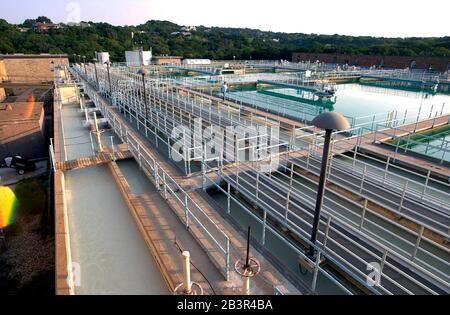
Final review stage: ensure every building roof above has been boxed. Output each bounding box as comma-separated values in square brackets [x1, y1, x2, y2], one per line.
[0, 54, 68, 60]
[154, 56, 182, 59]
[0, 101, 44, 144]
[0, 102, 43, 122]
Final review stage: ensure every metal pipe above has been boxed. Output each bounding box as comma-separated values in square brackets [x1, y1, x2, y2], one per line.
[307, 128, 332, 259]
[182, 251, 192, 294]
[93, 111, 103, 152]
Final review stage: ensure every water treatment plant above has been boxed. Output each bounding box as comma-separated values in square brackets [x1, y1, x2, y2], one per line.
[28, 57, 446, 296]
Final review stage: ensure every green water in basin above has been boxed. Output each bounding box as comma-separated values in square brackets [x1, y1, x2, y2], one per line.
[227, 83, 450, 127]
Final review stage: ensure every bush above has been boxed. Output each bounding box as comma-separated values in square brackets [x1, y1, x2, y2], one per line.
[14, 178, 47, 216]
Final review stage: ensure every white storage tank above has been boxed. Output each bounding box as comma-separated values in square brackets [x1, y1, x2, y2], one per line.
[125, 50, 152, 66]
[182, 59, 211, 65]
[96, 52, 110, 65]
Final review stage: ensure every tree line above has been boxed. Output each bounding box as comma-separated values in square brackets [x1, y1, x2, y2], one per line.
[0, 17, 449, 62]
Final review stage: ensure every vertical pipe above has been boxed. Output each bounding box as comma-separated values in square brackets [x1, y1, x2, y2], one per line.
[182, 251, 192, 294]
[93, 112, 103, 152]
[243, 276, 250, 295]
[245, 226, 251, 268]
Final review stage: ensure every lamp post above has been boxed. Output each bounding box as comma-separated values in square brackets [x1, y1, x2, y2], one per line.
[92, 58, 99, 89]
[77, 54, 81, 65]
[307, 112, 350, 259]
[82, 55, 87, 75]
[105, 61, 112, 97]
[137, 69, 148, 130]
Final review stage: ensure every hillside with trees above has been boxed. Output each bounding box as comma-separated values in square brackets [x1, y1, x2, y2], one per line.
[0, 17, 449, 62]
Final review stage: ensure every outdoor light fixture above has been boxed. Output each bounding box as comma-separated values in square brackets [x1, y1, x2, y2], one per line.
[82, 55, 87, 75]
[104, 60, 112, 96]
[307, 111, 350, 260]
[92, 58, 99, 88]
[137, 68, 149, 127]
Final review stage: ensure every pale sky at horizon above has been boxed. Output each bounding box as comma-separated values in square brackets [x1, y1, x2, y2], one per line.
[1, 0, 449, 38]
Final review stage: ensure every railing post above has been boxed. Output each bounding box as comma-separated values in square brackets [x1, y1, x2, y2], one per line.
[398, 181, 408, 213]
[89, 131, 95, 156]
[153, 161, 160, 189]
[184, 194, 189, 228]
[440, 142, 448, 164]
[359, 199, 368, 230]
[227, 182, 231, 214]
[383, 157, 390, 184]
[322, 216, 332, 249]
[359, 165, 367, 194]
[421, 170, 431, 200]
[162, 172, 168, 200]
[262, 210, 267, 246]
[411, 226, 424, 261]
[311, 252, 321, 292]
[226, 239, 230, 281]
[378, 249, 388, 286]
[255, 172, 260, 200]
[284, 188, 291, 228]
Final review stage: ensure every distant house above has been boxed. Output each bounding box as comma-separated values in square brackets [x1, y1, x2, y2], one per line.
[79, 22, 91, 29]
[33, 22, 62, 32]
[171, 31, 192, 37]
[18, 27, 29, 33]
[180, 26, 196, 32]
[66, 22, 91, 28]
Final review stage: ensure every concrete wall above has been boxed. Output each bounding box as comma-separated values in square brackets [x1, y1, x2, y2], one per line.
[0, 106, 46, 160]
[0, 129, 47, 160]
[0, 60, 6, 101]
[1, 55, 69, 83]
[154, 57, 182, 65]
[292, 53, 450, 72]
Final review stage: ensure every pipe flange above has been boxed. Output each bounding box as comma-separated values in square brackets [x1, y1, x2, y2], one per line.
[235, 258, 260, 278]
[174, 281, 204, 295]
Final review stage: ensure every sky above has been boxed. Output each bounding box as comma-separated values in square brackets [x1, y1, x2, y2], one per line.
[1, 0, 449, 38]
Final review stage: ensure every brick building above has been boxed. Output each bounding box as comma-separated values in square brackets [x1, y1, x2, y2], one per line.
[33, 22, 62, 32]
[292, 53, 450, 72]
[0, 54, 69, 83]
[0, 100, 47, 160]
[153, 56, 182, 65]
